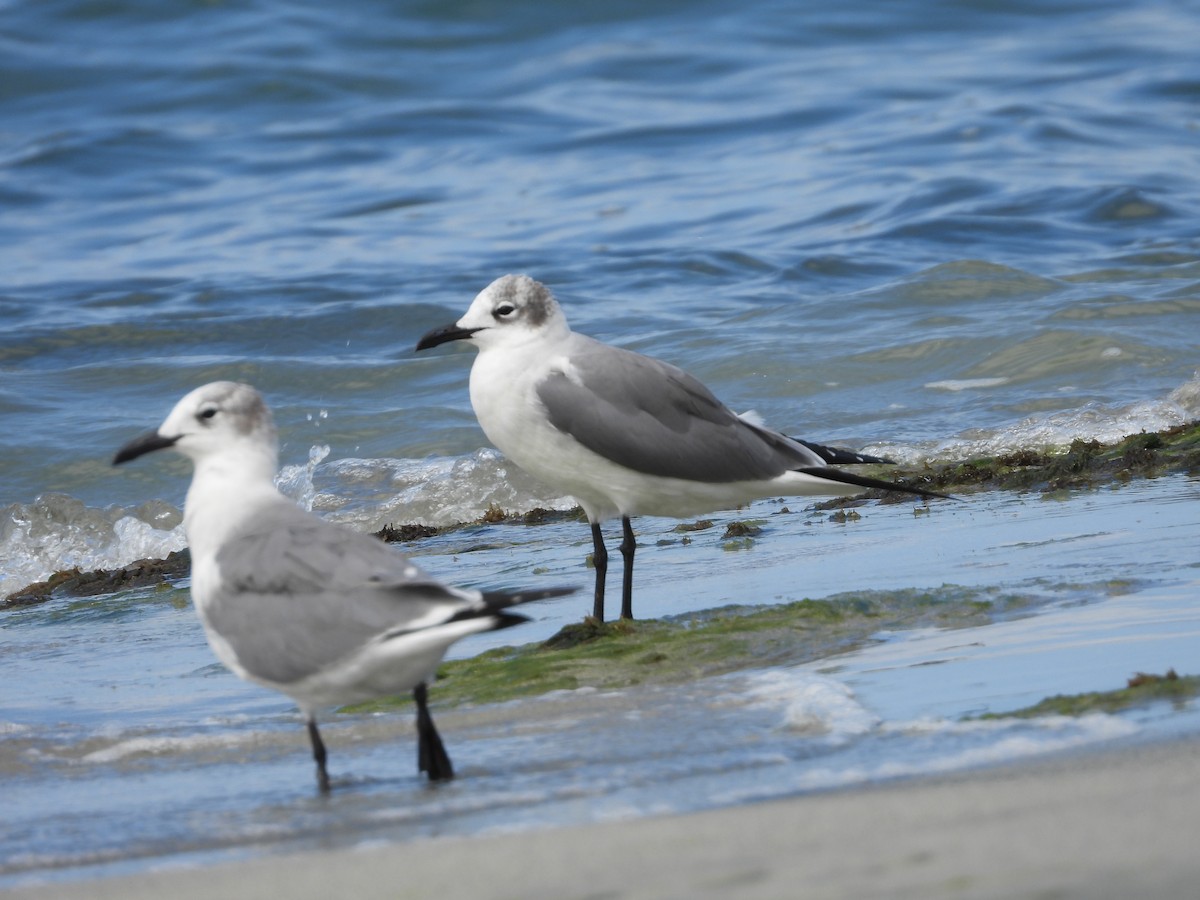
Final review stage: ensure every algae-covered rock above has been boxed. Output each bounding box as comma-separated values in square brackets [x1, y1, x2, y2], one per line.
[2, 550, 191, 610]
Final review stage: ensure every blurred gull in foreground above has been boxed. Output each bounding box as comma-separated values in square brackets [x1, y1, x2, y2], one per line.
[417, 275, 950, 622]
[114, 380, 571, 792]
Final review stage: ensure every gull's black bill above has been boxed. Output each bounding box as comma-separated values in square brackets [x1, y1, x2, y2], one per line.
[415, 324, 482, 352]
[113, 431, 180, 466]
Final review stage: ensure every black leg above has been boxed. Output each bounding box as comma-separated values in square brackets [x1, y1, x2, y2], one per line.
[619, 516, 636, 620]
[414, 682, 454, 782]
[590, 521, 608, 622]
[307, 717, 331, 793]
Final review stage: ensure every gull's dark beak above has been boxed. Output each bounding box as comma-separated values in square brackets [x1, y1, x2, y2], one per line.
[415, 323, 482, 352]
[112, 430, 180, 466]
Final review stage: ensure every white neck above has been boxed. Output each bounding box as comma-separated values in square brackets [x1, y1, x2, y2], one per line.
[183, 443, 280, 558]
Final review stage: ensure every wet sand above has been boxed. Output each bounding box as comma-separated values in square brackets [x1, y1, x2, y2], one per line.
[9, 734, 1198, 900]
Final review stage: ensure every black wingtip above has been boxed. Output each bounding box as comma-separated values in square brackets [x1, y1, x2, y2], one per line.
[797, 467, 957, 501]
[490, 611, 533, 631]
[795, 439, 895, 466]
[439, 587, 576, 630]
[481, 586, 579, 610]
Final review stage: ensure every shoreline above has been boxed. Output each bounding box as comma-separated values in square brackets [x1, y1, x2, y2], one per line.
[9, 732, 1198, 899]
[5, 420, 1198, 610]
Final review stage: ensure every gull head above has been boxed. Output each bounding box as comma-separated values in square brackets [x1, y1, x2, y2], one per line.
[415, 274, 570, 354]
[113, 381, 278, 469]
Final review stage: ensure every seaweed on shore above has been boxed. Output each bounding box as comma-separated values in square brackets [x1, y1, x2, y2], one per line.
[343, 584, 1032, 712]
[974, 669, 1200, 720]
[884, 420, 1200, 497]
[373, 506, 581, 543]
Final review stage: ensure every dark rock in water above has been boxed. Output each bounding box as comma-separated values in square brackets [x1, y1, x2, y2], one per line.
[2, 550, 191, 610]
[373, 507, 581, 542]
[375, 523, 441, 543]
[518, 507, 583, 525]
[722, 521, 763, 538]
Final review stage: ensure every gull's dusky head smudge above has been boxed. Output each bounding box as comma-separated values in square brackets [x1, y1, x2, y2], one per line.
[113, 381, 278, 470]
[415, 274, 571, 354]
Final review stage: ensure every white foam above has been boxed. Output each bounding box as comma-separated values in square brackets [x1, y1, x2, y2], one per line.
[924, 377, 1010, 391]
[872, 713, 1139, 778]
[80, 731, 248, 764]
[740, 669, 880, 741]
[709, 712, 1137, 806]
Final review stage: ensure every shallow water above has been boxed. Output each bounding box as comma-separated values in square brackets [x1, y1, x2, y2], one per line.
[2, 0, 1200, 886]
[4, 476, 1199, 886]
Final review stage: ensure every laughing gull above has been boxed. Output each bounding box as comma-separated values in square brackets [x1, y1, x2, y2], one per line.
[416, 275, 950, 622]
[113, 381, 572, 792]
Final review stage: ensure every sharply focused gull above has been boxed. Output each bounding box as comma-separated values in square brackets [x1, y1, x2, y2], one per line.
[113, 381, 572, 792]
[416, 274, 950, 622]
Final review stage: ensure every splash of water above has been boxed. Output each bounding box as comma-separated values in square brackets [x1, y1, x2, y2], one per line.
[0, 494, 185, 599]
[275, 443, 331, 512]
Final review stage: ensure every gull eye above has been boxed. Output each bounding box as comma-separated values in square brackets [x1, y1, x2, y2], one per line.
[494, 303, 517, 319]
[197, 406, 219, 423]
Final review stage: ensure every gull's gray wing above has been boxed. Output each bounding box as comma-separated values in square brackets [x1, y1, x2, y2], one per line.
[204, 499, 475, 685]
[537, 336, 825, 483]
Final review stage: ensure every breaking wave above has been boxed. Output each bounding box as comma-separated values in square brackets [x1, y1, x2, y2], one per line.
[5, 372, 1198, 600]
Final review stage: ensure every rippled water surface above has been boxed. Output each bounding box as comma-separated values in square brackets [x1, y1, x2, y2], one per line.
[2, 0, 1200, 886]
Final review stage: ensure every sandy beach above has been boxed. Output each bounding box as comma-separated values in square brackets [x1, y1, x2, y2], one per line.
[9, 733, 1198, 900]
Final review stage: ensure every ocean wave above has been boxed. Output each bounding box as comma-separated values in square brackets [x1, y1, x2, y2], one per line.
[79, 732, 252, 765]
[0, 494, 186, 600]
[739, 668, 880, 742]
[0, 448, 574, 599]
[868, 369, 1200, 463]
[707, 711, 1138, 807]
[307, 448, 576, 533]
[5, 372, 1197, 600]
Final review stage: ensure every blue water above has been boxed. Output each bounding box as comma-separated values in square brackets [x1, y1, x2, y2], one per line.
[2, 0, 1200, 886]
